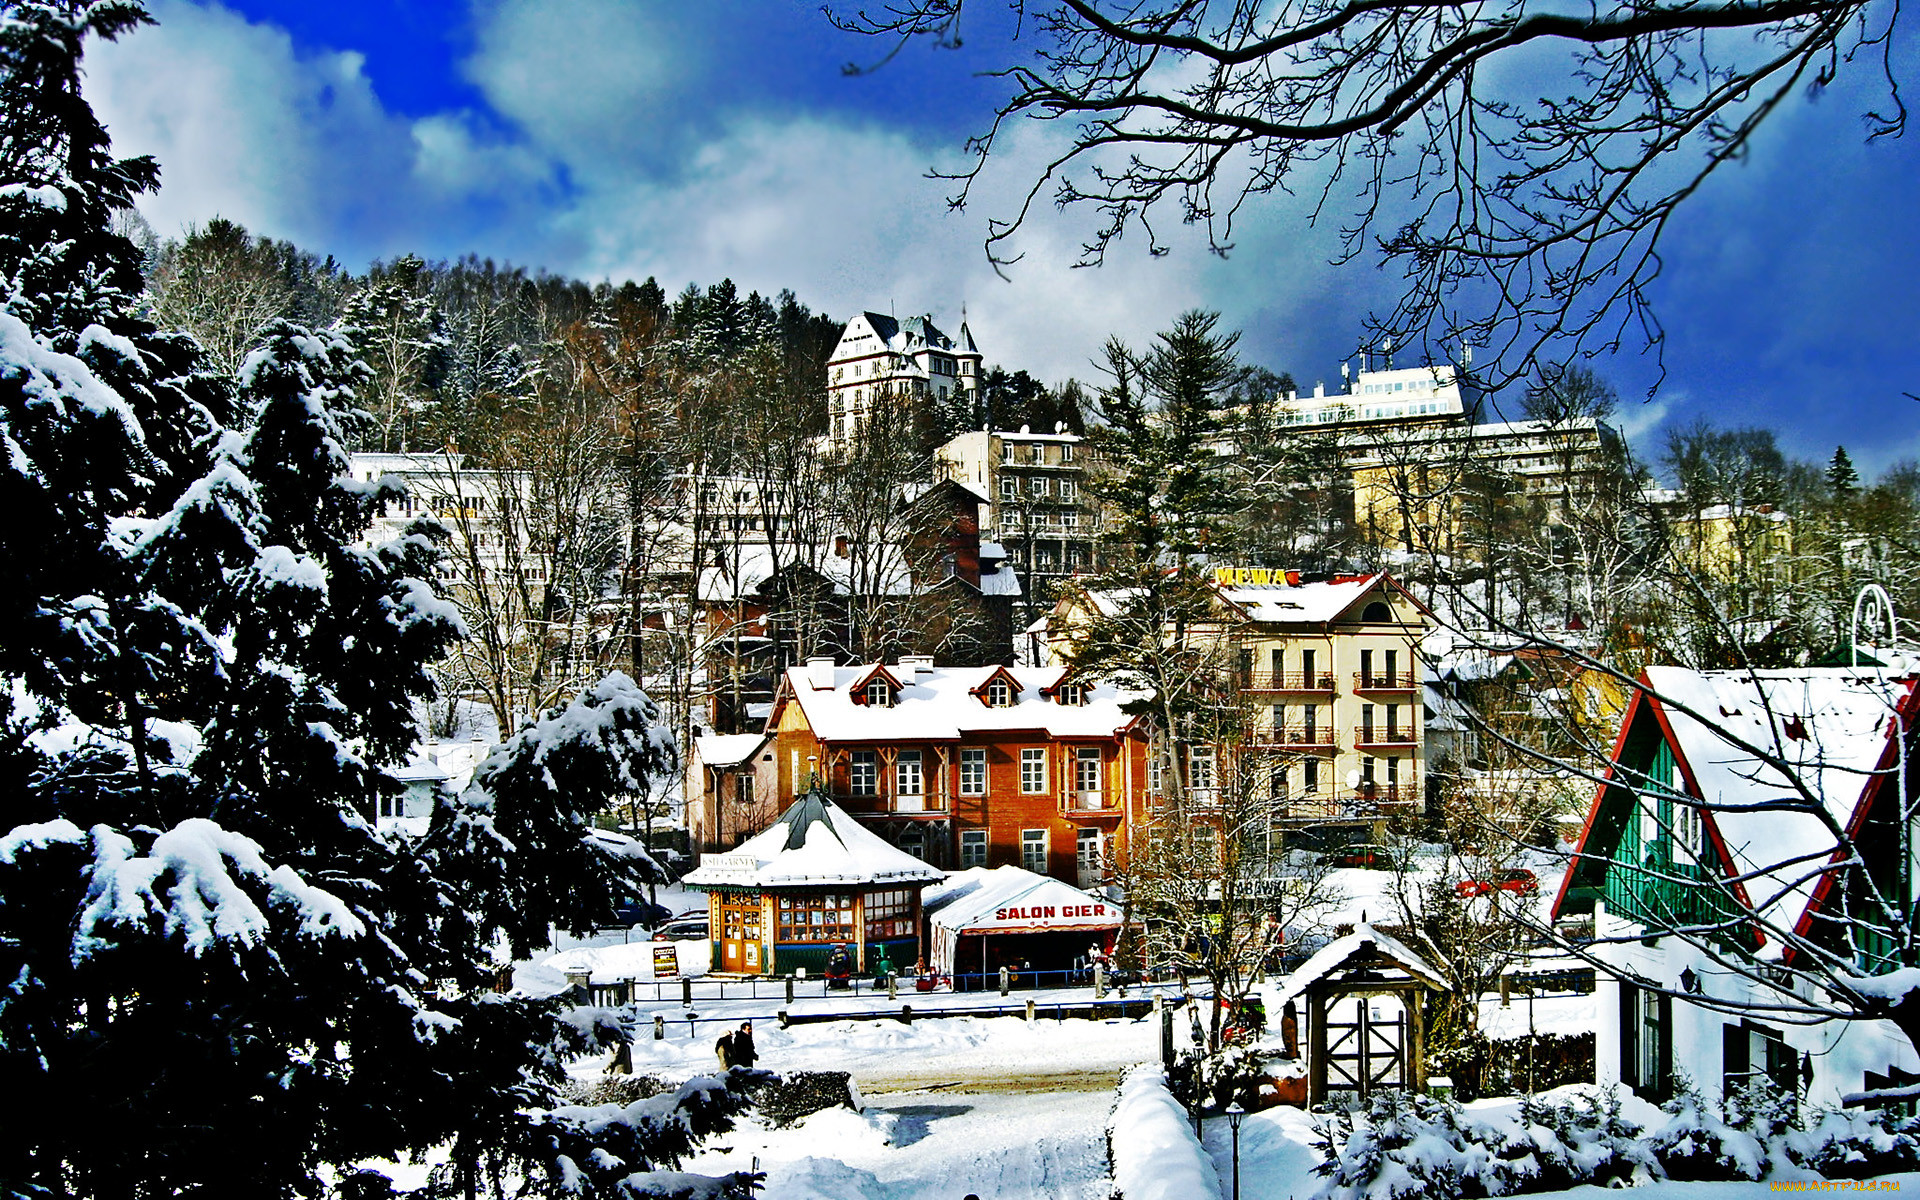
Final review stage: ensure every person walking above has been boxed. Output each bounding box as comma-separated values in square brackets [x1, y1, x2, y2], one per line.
[731, 1021, 758, 1070]
[714, 1027, 735, 1071]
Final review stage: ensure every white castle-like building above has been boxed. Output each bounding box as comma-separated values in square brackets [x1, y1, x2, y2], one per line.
[826, 311, 982, 453]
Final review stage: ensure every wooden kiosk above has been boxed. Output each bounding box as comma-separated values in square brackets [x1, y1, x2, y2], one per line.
[681, 786, 944, 977]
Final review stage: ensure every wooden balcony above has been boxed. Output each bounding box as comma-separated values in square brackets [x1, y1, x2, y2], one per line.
[834, 791, 951, 817]
[1352, 672, 1419, 692]
[1354, 725, 1417, 747]
[1060, 790, 1124, 816]
[1240, 672, 1336, 693]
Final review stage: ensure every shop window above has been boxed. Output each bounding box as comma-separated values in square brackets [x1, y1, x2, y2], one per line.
[775, 893, 855, 943]
[865, 887, 915, 939]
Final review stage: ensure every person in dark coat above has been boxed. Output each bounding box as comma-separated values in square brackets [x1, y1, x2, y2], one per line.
[731, 1021, 758, 1069]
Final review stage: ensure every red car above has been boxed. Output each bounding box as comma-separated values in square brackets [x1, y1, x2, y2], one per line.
[1455, 869, 1539, 898]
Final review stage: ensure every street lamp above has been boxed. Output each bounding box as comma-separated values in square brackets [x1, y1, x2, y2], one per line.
[1226, 1101, 1247, 1200]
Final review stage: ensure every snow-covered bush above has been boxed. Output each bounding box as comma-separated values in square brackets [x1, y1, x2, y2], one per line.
[1312, 1090, 1510, 1200]
[1498, 1091, 1657, 1191]
[1788, 1108, 1920, 1179]
[1644, 1076, 1768, 1180]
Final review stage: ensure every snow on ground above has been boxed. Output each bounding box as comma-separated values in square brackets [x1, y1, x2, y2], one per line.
[681, 1087, 1116, 1200]
[1477, 991, 1596, 1039]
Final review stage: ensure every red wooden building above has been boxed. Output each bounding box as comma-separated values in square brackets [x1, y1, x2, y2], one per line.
[761, 657, 1151, 888]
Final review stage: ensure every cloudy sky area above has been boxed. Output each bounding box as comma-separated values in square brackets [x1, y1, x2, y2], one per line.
[84, 0, 1920, 475]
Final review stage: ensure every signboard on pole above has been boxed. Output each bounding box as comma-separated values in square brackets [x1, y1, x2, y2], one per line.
[653, 943, 679, 979]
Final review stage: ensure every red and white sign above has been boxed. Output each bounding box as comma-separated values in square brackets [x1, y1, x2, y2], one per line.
[992, 903, 1111, 924]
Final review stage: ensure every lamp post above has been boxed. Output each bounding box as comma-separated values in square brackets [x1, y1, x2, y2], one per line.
[1226, 1101, 1247, 1200]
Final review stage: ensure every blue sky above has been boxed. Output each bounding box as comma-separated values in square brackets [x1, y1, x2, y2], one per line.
[83, 0, 1920, 477]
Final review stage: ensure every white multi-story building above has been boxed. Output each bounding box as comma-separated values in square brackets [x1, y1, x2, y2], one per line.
[1272, 363, 1472, 431]
[826, 311, 982, 452]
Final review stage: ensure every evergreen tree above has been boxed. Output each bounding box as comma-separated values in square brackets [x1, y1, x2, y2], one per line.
[0, 8, 757, 1195]
[1828, 446, 1860, 496]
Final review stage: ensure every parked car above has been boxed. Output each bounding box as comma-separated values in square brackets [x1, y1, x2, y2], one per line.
[1455, 868, 1539, 898]
[610, 897, 671, 928]
[650, 914, 710, 941]
[1317, 843, 1397, 870]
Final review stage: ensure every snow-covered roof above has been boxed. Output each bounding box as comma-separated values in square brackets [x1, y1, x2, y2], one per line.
[1272, 923, 1452, 1008]
[979, 561, 1023, 597]
[923, 866, 1122, 935]
[1422, 682, 1474, 732]
[1642, 666, 1913, 945]
[693, 732, 767, 770]
[772, 661, 1144, 741]
[680, 790, 944, 889]
[1216, 574, 1406, 624]
[697, 542, 916, 602]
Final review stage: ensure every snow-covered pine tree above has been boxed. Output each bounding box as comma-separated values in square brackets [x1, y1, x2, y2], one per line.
[0, 5, 759, 1196]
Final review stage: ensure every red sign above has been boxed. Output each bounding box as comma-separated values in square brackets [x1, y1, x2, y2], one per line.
[993, 903, 1109, 922]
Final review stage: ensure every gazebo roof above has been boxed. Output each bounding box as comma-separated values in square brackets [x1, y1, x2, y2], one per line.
[680, 788, 945, 890]
[1272, 923, 1452, 1007]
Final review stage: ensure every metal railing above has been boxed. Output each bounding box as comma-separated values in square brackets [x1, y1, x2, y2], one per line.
[1352, 672, 1419, 691]
[1249, 726, 1337, 747]
[1240, 672, 1336, 692]
[1354, 725, 1416, 745]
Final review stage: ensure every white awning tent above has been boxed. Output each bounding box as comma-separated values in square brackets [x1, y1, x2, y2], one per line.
[922, 866, 1122, 976]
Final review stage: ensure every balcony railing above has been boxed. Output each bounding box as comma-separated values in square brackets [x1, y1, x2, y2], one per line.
[1274, 786, 1420, 821]
[1354, 725, 1417, 746]
[1249, 727, 1337, 748]
[1240, 672, 1336, 693]
[1061, 790, 1122, 814]
[834, 790, 950, 816]
[1352, 672, 1419, 691]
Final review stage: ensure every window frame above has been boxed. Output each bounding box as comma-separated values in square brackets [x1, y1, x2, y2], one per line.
[1021, 829, 1049, 874]
[850, 750, 878, 796]
[895, 750, 924, 796]
[959, 747, 987, 796]
[1020, 748, 1048, 794]
[960, 829, 988, 868]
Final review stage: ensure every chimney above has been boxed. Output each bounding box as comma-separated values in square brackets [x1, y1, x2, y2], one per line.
[806, 656, 836, 690]
[899, 655, 935, 676]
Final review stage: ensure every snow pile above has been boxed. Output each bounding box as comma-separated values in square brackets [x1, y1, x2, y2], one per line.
[1109, 1064, 1223, 1200]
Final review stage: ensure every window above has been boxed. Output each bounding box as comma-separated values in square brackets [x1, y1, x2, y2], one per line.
[987, 676, 1014, 707]
[1362, 601, 1392, 622]
[1022, 829, 1049, 874]
[1055, 681, 1087, 706]
[1021, 748, 1048, 793]
[1271, 704, 1286, 735]
[1300, 648, 1317, 685]
[1061, 441, 1075, 461]
[775, 893, 855, 943]
[1189, 746, 1217, 792]
[865, 887, 915, 939]
[1386, 755, 1400, 786]
[1059, 479, 1077, 502]
[960, 747, 987, 795]
[851, 750, 877, 796]
[1270, 647, 1284, 679]
[864, 678, 893, 707]
[1362, 703, 1376, 741]
[1270, 763, 1288, 801]
[1303, 759, 1320, 793]
[379, 792, 402, 819]
[1000, 477, 1018, 500]
[1002, 441, 1017, 462]
[960, 829, 988, 868]
[1076, 828, 1103, 888]
[895, 751, 923, 795]
[1385, 648, 1399, 684]
[1062, 510, 1080, 529]
[1360, 648, 1374, 686]
[1029, 476, 1049, 497]
[1075, 747, 1102, 794]
[733, 772, 755, 803]
[1387, 703, 1401, 739]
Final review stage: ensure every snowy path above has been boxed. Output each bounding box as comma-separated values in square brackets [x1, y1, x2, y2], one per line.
[683, 1088, 1116, 1200]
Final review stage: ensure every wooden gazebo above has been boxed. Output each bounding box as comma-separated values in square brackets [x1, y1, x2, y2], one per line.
[1274, 924, 1452, 1105]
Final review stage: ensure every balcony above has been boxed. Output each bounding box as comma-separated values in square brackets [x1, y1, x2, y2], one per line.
[1248, 727, 1337, 750]
[1275, 784, 1420, 823]
[1240, 672, 1336, 693]
[1352, 672, 1419, 692]
[1061, 790, 1123, 815]
[834, 790, 950, 817]
[1354, 725, 1418, 748]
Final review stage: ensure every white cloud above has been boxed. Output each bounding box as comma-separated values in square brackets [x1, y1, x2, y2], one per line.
[461, 0, 685, 174]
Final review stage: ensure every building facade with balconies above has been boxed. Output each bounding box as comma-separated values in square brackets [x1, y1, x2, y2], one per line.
[827, 311, 982, 454]
[1212, 570, 1433, 839]
[761, 657, 1150, 888]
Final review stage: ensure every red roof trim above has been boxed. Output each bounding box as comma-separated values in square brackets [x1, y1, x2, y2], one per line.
[848, 664, 905, 705]
[1550, 674, 1648, 921]
[969, 665, 1025, 707]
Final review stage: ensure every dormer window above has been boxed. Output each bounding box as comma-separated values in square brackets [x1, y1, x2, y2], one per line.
[865, 679, 894, 707]
[1055, 682, 1088, 706]
[987, 677, 1014, 707]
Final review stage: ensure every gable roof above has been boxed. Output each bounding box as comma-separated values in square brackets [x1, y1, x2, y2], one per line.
[1215, 572, 1433, 626]
[680, 789, 945, 889]
[769, 661, 1145, 741]
[1553, 666, 1916, 956]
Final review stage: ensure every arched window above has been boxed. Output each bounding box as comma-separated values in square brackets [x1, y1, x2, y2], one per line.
[987, 677, 1014, 707]
[864, 679, 893, 707]
[1362, 601, 1392, 622]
